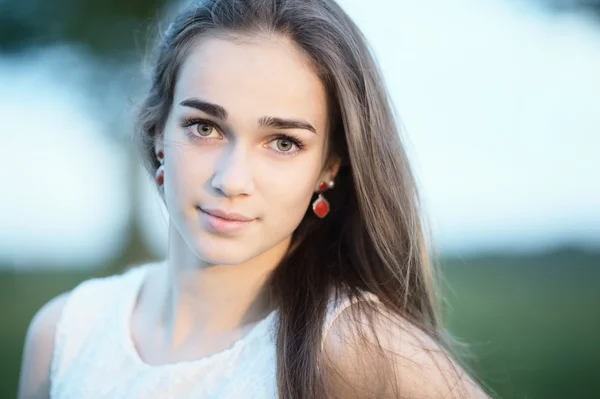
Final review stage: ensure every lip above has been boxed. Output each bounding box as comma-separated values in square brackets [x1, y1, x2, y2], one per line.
[197, 206, 256, 234]
[198, 207, 255, 222]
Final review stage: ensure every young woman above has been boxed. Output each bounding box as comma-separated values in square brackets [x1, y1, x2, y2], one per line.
[18, 0, 494, 398]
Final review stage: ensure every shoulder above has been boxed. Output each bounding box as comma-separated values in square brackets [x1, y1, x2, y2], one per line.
[17, 263, 152, 399]
[322, 298, 491, 399]
[18, 292, 70, 399]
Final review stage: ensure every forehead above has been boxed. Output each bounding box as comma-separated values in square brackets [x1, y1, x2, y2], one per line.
[174, 34, 328, 129]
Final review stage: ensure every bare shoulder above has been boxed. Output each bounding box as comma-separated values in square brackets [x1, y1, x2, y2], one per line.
[18, 291, 71, 399]
[322, 299, 491, 399]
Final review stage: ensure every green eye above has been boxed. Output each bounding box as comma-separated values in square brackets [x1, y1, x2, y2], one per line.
[196, 123, 214, 136]
[276, 138, 293, 152]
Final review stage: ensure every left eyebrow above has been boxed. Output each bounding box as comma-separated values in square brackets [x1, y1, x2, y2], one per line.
[258, 116, 317, 134]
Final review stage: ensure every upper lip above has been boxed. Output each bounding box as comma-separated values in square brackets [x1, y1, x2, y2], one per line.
[199, 207, 255, 222]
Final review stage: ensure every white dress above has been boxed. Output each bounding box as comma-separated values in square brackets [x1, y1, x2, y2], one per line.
[49, 261, 379, 398]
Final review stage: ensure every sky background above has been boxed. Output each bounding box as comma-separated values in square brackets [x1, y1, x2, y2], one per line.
[1, 0, 598, 269]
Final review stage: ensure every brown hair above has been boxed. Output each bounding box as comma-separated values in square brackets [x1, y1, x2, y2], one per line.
[134, 0, 492, 397]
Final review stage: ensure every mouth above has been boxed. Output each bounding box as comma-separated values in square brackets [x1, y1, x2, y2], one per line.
[196, 206, 256, 234]
[197, 206, 256, 222]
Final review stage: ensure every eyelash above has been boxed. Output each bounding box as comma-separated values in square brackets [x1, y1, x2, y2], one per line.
[180, 117, 306, 156]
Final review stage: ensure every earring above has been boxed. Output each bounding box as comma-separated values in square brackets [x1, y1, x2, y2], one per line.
[156, 151, 164, 187]
[312, 180, 334, 219]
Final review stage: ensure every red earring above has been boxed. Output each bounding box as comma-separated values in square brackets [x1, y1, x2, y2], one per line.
[312, 180, 334, 219]
[156, 151, 164, 187]
[155, 166, 164, 186]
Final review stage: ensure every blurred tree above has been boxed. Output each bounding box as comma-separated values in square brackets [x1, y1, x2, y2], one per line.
[0, 0, 171, 56]
[0, 0, 176, 271]
[536, 0, 600, 17]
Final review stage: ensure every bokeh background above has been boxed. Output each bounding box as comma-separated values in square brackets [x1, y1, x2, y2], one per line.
[1, 0, 599, 398]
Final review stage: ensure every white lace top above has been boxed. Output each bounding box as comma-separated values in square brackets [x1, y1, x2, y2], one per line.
[49, 261, 379, 398]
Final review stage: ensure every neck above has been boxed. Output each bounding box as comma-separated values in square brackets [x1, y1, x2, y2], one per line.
[139, 228, 290, 346]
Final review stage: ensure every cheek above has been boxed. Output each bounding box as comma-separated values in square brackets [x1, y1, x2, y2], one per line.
[256, 157, 321, 222]
[163, 144, 216, 207]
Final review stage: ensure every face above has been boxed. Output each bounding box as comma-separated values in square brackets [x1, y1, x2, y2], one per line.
[156, 34, 339, 266]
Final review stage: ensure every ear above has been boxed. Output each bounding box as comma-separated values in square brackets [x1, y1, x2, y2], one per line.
[327, 155, 342, 180]
[154, 137, 164, 160]
[316, 154, 342, 190]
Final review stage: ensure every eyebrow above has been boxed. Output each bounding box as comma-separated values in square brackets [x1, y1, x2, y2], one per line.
[179, 98, 228, 120]
[258, 116, 317, 134]
[179, 98, 317, 134]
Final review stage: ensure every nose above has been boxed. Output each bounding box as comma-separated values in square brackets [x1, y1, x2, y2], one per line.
[211, 141, 255, 197]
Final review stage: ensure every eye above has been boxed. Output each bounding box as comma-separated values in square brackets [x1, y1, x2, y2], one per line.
[275, 138, 294, 152]
[195, 122, 215, 137]
[267, 135, 305, 156]
[181, 117, 222, 141]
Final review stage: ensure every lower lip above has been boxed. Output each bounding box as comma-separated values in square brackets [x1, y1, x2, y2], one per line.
[198, 207, 255, 234]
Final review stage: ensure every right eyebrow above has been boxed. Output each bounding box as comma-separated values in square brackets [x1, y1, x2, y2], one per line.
[179, 98, 228, 120]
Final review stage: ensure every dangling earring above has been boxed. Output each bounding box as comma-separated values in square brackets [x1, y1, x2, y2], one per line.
[312, 179, 334, 219]
[155, 150, 164, 187]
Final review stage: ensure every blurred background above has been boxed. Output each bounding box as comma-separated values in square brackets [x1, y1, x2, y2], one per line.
[1, 0, 598, 397]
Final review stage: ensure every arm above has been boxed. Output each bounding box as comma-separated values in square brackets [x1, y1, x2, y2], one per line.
[18, 292, 70, 399]
[322, 302, 491, 399]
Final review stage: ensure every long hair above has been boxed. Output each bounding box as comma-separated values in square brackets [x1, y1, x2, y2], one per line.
[133, 0, 488, 397]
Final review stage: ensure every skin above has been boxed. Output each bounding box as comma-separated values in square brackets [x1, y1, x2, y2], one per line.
[134, 34, 341, 365]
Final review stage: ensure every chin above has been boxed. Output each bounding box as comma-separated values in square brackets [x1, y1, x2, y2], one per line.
[191, 235, 257, 266]
[198, 252, 250, 266]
